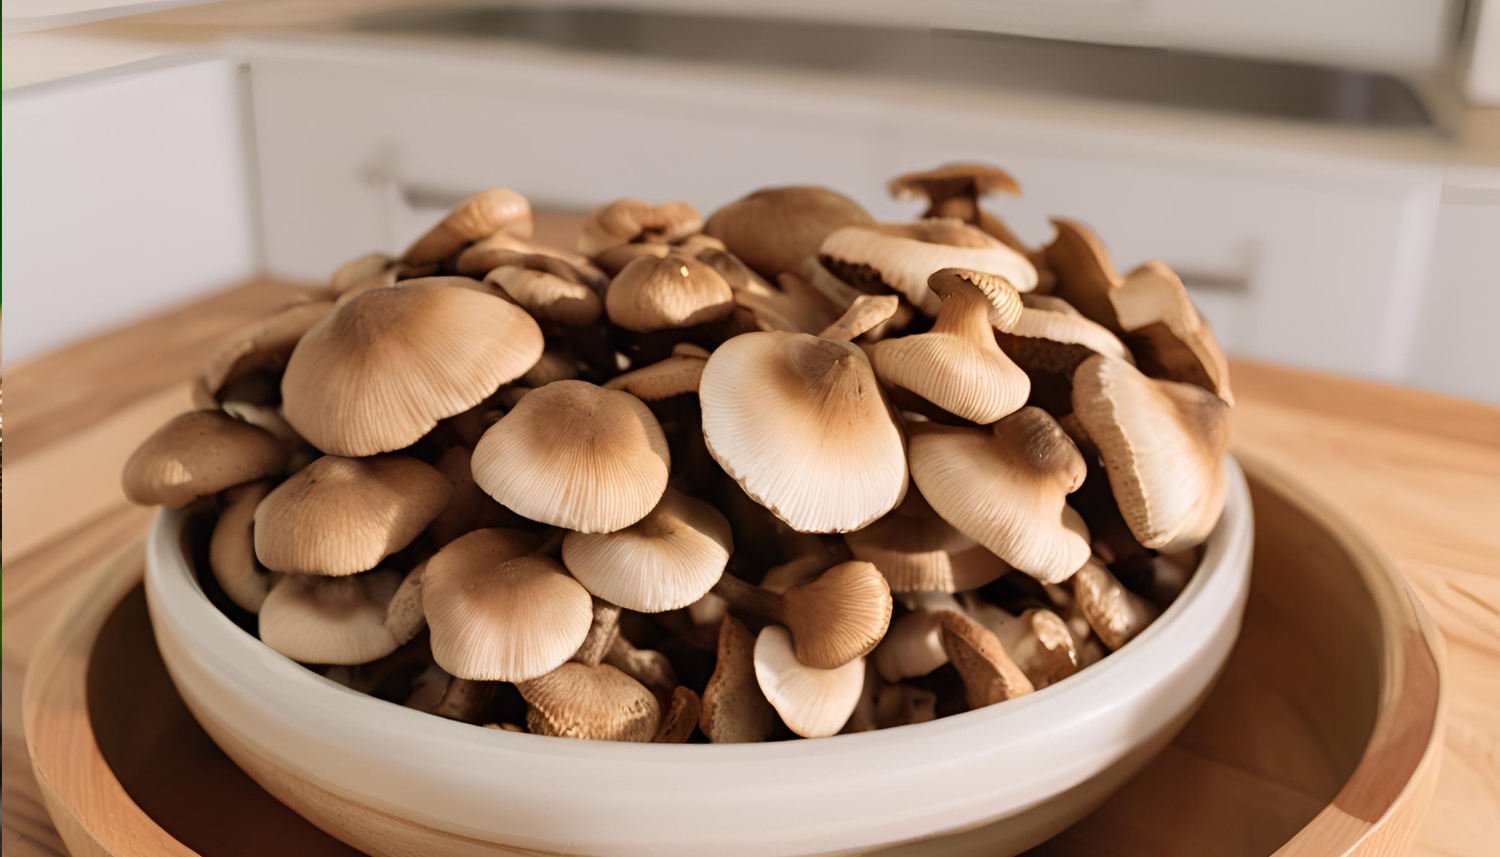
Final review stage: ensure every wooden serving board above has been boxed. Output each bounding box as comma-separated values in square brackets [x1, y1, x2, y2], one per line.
[21, 457, 1445, 857]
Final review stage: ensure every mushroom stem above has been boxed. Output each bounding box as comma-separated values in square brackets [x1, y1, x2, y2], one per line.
[604, 635, 679, 708]
[710, 573, 787, 624]
[818, 295, 901, 341]
[571, 599, 623, 666]
[430, 678, 499, 724]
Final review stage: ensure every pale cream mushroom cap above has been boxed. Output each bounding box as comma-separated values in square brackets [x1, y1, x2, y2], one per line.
[994, 293, 1134, 375]
[1072, 558, 1160, 651]
[753, 626, 866, 738]
[605, 253, 734, 332]
[258, 569, 402, 665]
[1072, 354, 1230, 551]
[700, 615, 781, 743]
[577, 198, 703, 257]
[402, 188, 533, 265]
[209, 480, 275, 613]
[845, 490, 1010, 593]
[704, 186, 874, 279]
[422, 533, 592, 681]
[202, 300, 334, 400]
[281, 282, 544, 456]
[872, 593, 961, 683]
[1112, 260, 1234, 404]
[871, 268, 1029, 424]
[518, 662, 661, 742]
[907, 407, 1091, 584]
[122, 410, 288, 508]
[472, 380, 671, 533]
[562, 488, 732, 612]
[699, 331, 907, 533]
[253, 454, 449, 576]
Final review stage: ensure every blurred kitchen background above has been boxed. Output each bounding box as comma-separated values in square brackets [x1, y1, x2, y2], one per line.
[3, 0, 1499, 402]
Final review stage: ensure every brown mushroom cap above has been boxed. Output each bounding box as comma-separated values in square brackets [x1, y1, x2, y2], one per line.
[1071, 354, 1230, 551]
[753, 625, 866, 738]
[700, 615, 781, 743]
[471, 380, 671, 533]
[652, 685, 702, 743]
[454, 232, 606, 287]
[871, 268, 1029, 424]
[122, 410, 288, 508]
[887, 163, 1020, 221]
[258, 569, 403, 665]
[202, 301, 335, 400]
[402, 188, 533, 265]
[907, 407, 1091, 583]
[562, 488, 732, 612]
[704, 186, 874, 279]
[602, 347, 708, 400]
[605, 253, 734, 332]
[780, 561, 893, 669]
[699, 331, 907, 533]
[281, 282, 544, 456]
[1072, 558, 1160, 650]
[937, 610, 1034, 708]
[423, 533, 592, 681]
[993, 293, 1135, 375]
[818, 221, 1038, 315]
[845, 490, 1010, 593]
[1112, 260, 1233, 404]
[577, 199, 703, 257]
[483, 252, 604, 327]
[518, 662, 661, 742]
[328, 252, 394, 296]
[253, 454, 450, 576]
[1043, 218, 1122, 329]
[209, 480, 276, 613]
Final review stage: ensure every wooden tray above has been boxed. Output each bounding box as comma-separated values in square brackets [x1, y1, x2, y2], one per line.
[21, 456, 1446, 857]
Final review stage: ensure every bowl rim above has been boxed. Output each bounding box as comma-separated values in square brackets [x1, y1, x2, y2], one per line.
[146, 455, 1254, 764]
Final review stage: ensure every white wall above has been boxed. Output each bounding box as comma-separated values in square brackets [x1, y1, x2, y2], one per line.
[1, 56, 257, 366]
[1408, 183, 1500, 402]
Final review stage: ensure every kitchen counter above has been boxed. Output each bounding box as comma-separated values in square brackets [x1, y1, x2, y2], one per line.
[2, 269, 1498, 856]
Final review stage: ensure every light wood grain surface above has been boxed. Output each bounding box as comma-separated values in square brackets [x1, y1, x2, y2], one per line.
[4, 261, 1498, 855]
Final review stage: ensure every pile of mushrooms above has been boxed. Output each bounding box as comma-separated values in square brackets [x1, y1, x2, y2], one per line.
[123, 165, 1232, 742]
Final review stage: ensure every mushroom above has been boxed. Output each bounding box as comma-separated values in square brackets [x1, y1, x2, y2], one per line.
[562, 488, 732, 612]
[570, 599, 624, 666]
[814, 294, 901, 342]
[202, 301, 334, 401]
[604, 253, 734, 332]
[704, 186, 874, 279]
[701, 248, 834, 334]
[906, 407, 1091, 584]
[993, 293, 1134, 375]
[482, 252, 604, 327]
[712, 561, 892, 669]
[818, 220, 1037, 315]
[845, 491, 1009, 593]
[252, 454, 450, 576]
[699, 615, 781, 743]
[219, 400, 315, 473]
[422, 530, 592, 681]
[426, 444, 520, 547]
[872, 592, 961, 683]
[1071, 354, 1230, 551]
[517, 662, 661, 742]
[1111, 260, 1233, 403]
[402, 188, 533, 265]
[281, 282, 545, 456]
[258, 569, 403, 665]
[521, 350, 582, 388]
[604, 634, 679, 708]
[937, 610, 1034, 708]
[384, 560, 428, 646]
[471, 380, 671, 533]
[959, 597, 1078, 688]
[874, 684, 939, 729]
[430, 677, 500, 724]
[1042, 218, 1122, 329]
[888, 163, 1020, 221]
[652, 685, 702, 743]
[454, 232, 606, 288]
[603, 343, 709, 400]
[328, 252, 394, 297]
[208, 480, 275, 613]
[871, 267, 1029, 424]
[1071, 558, 1160, 651]
[577, 199, 703, 258]
[698, 305, 907, 533]
[122, 410, 287, 508]
[753, 625, 866, 738]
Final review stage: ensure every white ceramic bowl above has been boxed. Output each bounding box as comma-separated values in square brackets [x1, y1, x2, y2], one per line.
[145, 457, 1252, 857]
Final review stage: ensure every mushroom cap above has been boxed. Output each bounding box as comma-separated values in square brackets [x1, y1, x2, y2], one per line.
[964, 599, 1079, 689]
[602, 350, 707, 400]
[704, 186, 874, 279]
[258, 569, 402, 665]
[122, 410, 288, 508]
[699, 331, 907, 533]
[471, 380, 671, 533]
[1112, 260, 1233, 404]
[1043, 219, 1122, 329]
[888, 163, 1021, 214]
[253, 454, 450, 576]
[700, 614, 781, 743]
[907, 407, 1091, 583]
[209, 480, 275, 613]
[845, 491, 1010, 593]
[328, 252, 394, 296]
[482, 252, 603, 326]
[203, 300, 335, 400]
[281, 282, 544, 456]
[781, 561, 893, 669]
[562, 488, 732, 612]
[871, 269, 1029, 423]
[577, 199, 703, 257]
[994, 293, 1134, 375]
[1072, 354, 1230, 551]
[871, 593, 960, 683]
[423, 533, 592, 681]
[1072, 558, 1160, 650]
[752, 626, 866, 738]
[605, 253, 734, 332]
[937, 610, 1034, 708]
[402, 188, 533, 265]
[454, 232, 606, 287]
[519, 662, 661, 742]
[653, 685, 702, 743]
[819, 221, 1037, 315]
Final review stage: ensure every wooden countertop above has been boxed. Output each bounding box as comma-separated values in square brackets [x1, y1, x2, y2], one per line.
[3, 276, 1498, 857]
